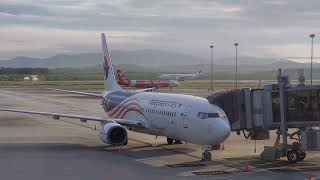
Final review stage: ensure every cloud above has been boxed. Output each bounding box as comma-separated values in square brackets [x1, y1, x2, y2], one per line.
[0, 26, 163, 59]
[0, 3, 50, 16]
[0, 0, 319, 62]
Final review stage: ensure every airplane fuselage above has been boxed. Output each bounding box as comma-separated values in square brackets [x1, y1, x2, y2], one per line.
[116, 70, 180, 88]
[101, 90, 231, 145]
[159, 73, 200, 81]
[118, 79, 179, 88]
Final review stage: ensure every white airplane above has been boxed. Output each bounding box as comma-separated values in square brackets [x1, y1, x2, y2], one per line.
[159, 70, 202, 81]
[0, 34, 230, 161]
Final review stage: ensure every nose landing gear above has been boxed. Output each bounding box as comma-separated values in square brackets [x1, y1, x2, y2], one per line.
[201, 145, 212, 161]
[202, 151, 212, 161]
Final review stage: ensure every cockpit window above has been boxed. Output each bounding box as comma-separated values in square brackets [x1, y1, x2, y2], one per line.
[198, 112, 226, 119]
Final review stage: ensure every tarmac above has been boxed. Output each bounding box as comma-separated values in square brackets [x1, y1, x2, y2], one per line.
[0, 87, 319, 180]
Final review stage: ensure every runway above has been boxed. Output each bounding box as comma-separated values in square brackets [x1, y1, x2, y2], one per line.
[0, 88, 319, 180]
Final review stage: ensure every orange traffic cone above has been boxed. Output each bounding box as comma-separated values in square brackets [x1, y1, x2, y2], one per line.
[117, 147, 123, 154]
[243, 162, 251, 172]
[220, 144, 225, 151]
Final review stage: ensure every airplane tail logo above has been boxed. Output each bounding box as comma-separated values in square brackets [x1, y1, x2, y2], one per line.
[102, 56, 110, 80]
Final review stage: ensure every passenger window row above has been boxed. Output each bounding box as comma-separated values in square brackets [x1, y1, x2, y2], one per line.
[143, 108, 177, 117]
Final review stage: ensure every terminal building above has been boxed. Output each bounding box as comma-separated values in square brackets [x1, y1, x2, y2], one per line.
[207, 69, 320, 163]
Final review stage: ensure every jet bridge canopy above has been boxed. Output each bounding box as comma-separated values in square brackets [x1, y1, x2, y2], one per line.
[207, 84, 320, 131]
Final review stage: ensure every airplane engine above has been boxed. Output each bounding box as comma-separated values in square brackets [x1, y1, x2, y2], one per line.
[99, 123, 128, 145]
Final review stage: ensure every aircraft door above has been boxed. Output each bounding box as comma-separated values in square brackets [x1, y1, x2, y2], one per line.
[181, 105, 191, 128]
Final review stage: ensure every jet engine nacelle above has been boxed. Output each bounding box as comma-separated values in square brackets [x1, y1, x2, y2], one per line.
[99, 123, 128, 145]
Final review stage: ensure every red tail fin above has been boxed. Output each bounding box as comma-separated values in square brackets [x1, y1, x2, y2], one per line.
[117, 69, 130, 85]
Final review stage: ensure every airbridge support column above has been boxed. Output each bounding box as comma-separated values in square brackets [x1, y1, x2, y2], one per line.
[278, 80, 287, 153]
[277, 68, 290, 154]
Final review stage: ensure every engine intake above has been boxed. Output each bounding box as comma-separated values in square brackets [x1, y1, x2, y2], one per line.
[99, 123, 128, 145]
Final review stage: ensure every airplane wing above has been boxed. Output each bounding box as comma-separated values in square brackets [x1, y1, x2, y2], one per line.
[0, 108, 145, 129]
[48, 88, 101, 97]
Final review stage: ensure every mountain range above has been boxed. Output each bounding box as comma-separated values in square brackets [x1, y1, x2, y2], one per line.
[0, 50, 318, 72]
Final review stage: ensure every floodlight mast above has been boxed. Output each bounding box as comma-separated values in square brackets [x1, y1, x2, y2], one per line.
[234, 43, 239, 89]
[210, 45, 214, 91]
[310, 34, 315, 85]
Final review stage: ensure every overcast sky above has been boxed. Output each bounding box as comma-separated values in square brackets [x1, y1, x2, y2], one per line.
[1, 0, 320, 62]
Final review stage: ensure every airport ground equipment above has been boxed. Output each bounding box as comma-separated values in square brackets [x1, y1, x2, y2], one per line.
[207, 69, 320, 163]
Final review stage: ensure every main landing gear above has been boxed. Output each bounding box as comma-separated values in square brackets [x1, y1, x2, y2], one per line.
[201, 145, 212, 161]
[167, 138, 183, 145]
[167, 138, 174, 144]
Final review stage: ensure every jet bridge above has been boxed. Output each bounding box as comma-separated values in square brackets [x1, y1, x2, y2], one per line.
[207, 69, 320, 163]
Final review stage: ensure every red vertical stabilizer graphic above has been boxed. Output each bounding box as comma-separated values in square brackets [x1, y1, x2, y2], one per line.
[117, 69, 130, 86]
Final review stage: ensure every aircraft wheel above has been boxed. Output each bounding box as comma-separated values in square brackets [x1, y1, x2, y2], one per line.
[201, 151, 212, 161]
[124, 139, 128, 145]
[287, 150, 300, 163]
[298, 152, 306, 161]
[167, 138, 174, 145]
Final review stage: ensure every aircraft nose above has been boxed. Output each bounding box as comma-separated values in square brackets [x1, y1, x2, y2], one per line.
[214, 118, 231, 143]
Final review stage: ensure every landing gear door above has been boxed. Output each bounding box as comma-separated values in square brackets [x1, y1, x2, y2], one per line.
[182, 105, 191, 128]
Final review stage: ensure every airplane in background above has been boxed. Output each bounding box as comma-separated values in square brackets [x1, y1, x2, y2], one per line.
[159, 70, 202, 81]
[0, 33, 230, 161]
[116, 69, 180, 89]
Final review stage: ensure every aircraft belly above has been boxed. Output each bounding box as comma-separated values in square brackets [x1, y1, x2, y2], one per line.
[150, 116, 168, 129]
[165, 118, 178, 138]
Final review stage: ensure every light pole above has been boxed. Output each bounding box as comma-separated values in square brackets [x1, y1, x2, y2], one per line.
[234, 43, 239, 89]
[310, 34, 315, 85]
[210, 45, 214, 91]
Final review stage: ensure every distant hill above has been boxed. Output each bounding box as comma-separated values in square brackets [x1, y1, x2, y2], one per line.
[0, 50, 208, 68]
[0, 49, 316, 71]
[0, 54, 101, 68]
